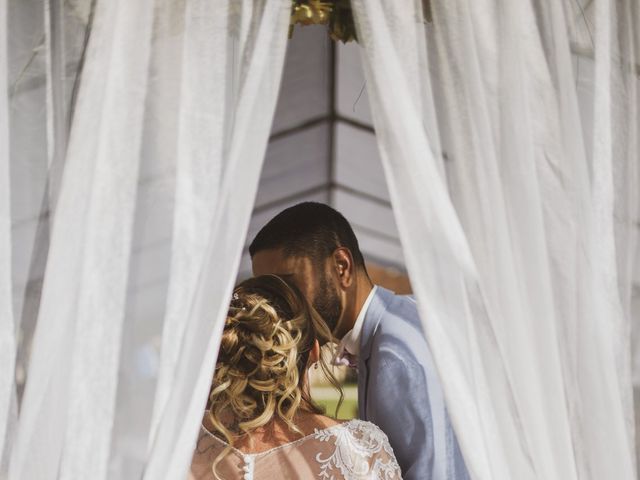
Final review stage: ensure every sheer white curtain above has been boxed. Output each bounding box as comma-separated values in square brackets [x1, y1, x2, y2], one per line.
[2, 0, 638, 479]
[0, 0, 15, 472]
[2, 1, 289, 479]
[352, 1, 638, 479]
[143, 2, 290, 478]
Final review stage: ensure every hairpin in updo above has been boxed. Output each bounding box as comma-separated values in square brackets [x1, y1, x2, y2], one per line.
[230, 291, 247, 311]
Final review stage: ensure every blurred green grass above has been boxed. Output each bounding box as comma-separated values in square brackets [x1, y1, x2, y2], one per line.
[312, 383, 358, 420]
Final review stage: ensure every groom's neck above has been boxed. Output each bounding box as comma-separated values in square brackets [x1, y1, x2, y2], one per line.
[337, 273, 374, 339]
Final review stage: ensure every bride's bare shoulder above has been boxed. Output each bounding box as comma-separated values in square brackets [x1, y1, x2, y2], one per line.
[298, 412, 344, 432]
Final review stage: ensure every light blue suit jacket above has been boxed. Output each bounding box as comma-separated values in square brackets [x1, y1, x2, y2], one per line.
[358, 287, 470, 480]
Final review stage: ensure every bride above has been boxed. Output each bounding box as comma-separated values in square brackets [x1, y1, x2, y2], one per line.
[190, 274, 402, 479]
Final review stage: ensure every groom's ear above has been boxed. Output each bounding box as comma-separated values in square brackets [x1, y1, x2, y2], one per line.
[309, 339, 321, 364]
[332, 247, 354, 288]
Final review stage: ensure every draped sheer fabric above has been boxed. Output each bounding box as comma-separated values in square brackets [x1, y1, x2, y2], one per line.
[352, 1, 639, 479]
[0, 1, 638, 480]
[143, 2, 290, 479]
[2, 1, 289, 478]
[0, 0, 14, 471]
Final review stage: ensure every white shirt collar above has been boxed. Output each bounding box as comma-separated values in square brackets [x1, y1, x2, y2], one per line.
[338, 286, 377, 357]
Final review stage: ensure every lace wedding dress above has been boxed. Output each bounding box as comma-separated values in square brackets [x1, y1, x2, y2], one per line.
[189, 419, 402, 479]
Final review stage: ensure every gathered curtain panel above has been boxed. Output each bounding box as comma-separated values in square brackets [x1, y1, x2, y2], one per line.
[352, 1, 638, 479]
[1, 0, 638, 479]
[2, 0, 290, 478]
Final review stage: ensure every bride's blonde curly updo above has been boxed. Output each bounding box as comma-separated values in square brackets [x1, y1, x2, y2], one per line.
[206, 274, 342, 452]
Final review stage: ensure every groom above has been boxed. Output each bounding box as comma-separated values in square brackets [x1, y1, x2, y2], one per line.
[249, 202, 470, 480]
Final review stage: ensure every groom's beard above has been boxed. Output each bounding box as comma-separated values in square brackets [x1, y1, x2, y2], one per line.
[312, 275, 342, 334]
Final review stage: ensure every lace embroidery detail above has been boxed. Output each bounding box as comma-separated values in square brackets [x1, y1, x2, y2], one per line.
[314, 419, 401, 479]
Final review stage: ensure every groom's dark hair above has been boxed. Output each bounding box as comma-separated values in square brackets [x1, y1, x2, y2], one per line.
[249, 202, 367, 271]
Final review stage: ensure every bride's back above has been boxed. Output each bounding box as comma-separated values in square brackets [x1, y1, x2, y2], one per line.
[191, 416, 399, 480]
[189, 275, 401, 479]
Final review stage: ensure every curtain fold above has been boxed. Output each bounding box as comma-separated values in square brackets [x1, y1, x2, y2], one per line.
[351, 2, 526, 478]
[0, 0, 15, 473]
[8, 1, 156, 478]
[147, 0, 231, 449]
[43, 0, 69, 205]
[3, 1, 290, 478]
[143, 1, 290, 478]
[353, 0, 638, 479]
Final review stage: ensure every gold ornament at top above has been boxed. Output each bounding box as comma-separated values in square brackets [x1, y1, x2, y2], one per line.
[289, 0, 432, 44]
[289, 0, 356, 43]
[290, 1, 332, 26]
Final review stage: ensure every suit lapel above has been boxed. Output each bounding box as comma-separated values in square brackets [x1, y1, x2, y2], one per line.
[357, 287, 393, 420]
